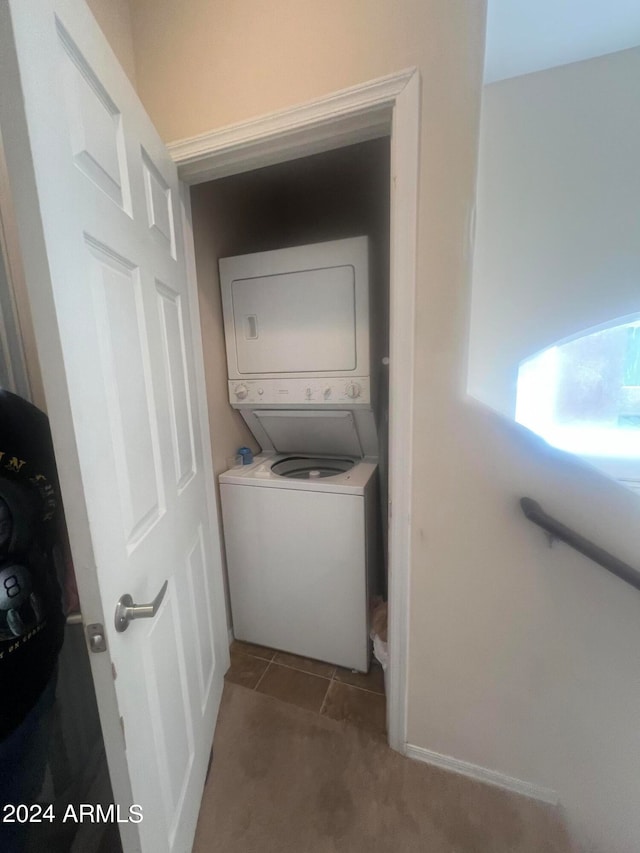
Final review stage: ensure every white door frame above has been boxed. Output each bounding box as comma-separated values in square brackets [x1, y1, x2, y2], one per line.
[169, 68, 420, 753]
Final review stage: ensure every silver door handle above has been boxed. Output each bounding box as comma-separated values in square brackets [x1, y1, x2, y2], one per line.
[114, 580, 168, 633]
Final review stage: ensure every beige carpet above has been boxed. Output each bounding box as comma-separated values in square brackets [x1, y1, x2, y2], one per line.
[193, 684, 572, 853]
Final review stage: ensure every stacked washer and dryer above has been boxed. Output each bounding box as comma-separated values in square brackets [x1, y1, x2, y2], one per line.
[218, 236, 379, 672]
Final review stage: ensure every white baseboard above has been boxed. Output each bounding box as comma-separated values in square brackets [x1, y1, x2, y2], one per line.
[405, 744, 559, 806]
[227, 627, 234, 645]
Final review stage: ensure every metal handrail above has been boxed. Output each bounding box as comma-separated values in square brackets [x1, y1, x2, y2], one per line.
[520, 497, 640, 592]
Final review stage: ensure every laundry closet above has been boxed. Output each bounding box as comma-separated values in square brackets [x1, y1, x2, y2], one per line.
[190, 138, 390, 675]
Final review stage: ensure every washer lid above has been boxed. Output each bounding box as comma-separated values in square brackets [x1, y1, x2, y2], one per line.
[253, 410, 363, 457]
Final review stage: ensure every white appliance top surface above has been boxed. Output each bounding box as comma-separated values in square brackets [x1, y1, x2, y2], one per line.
[253, 410, 364, 457]
[219, 454, 377, 495]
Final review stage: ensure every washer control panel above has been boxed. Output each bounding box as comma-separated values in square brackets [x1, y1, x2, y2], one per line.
[228, 377, 371, 406]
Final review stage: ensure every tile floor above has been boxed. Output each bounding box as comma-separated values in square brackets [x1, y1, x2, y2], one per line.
[225, 640, 386, 738]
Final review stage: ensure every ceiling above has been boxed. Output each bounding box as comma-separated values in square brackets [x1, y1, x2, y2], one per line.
[484, 0, 640, 83]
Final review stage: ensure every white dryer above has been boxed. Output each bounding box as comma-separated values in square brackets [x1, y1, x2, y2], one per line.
[220, 452, 378, 672]
[220, 236, 370, 384]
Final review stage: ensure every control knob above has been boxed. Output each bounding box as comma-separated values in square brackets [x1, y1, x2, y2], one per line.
[345, 382, 361, 399]
[234, 384, 249, 400]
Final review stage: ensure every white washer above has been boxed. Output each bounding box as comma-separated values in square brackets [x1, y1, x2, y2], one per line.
[220, 454, 378, 672]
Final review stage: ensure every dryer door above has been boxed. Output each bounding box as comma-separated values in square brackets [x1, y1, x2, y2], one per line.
[231, 266, 356, 374]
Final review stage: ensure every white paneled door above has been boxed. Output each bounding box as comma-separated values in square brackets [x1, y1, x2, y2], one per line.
[0, 1, 229, 851]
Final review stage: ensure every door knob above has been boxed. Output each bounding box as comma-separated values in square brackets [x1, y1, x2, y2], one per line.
[114, 580, 168, 633]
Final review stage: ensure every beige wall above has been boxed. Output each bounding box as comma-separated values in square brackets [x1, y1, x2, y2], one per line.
[86, 0, 137, 85]
[122, 2, 640, 850]
[470, 47, 640, 417]
[128, 0, 484, 142]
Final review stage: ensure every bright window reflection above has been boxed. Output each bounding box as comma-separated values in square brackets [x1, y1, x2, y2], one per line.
[516, 317, 640, 461]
